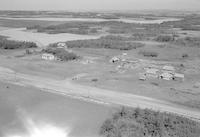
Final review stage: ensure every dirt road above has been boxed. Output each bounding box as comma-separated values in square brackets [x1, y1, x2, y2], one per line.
[0, 66, 200, 120]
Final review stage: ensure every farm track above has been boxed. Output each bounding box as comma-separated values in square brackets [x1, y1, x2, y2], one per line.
[0, 66, 200, 121]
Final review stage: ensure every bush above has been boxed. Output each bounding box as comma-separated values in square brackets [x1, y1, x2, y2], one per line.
[100, 107, 200, 137]
[182, 53, 189, 58]
[139, 50, 158, 57]
[91, 78, 98, 82]
[155, 35, 175, 42]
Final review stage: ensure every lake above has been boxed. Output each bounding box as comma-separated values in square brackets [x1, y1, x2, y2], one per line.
[0, 17, 181, 24]
[0, 27, 101, 47]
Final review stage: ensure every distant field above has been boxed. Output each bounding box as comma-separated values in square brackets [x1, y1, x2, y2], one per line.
[0, 19, 63, 28]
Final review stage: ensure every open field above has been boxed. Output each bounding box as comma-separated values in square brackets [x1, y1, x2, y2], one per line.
[1, 41, 200, 110]
[1, 11, 200, 137]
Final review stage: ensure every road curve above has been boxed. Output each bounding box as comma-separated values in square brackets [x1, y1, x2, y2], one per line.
[0, 66, 200, 121]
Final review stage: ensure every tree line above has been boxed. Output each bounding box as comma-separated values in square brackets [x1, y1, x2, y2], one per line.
[100, 107, 200, 137]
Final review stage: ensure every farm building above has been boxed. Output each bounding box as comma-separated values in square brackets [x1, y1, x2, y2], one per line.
[173, 73, 184, 81]
[162, 65, 175, 72]
[110, 56, 120, 63]
[139, 73, 147, 81]
[160, 72, 173, 80]
[122, 53, 127, 56]
[57, 42, 67, 49]
[42, 53, 55, 60]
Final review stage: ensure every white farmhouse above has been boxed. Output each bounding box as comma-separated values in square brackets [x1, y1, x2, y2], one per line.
[42, 53, 55, 60]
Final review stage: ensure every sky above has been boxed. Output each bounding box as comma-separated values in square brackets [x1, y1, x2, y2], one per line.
[0, 0, 200, 11]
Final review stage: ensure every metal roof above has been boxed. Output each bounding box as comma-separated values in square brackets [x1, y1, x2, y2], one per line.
[163, 65, 175, 71]
[174, 73, 184, 78]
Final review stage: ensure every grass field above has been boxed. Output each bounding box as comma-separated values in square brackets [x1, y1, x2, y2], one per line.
[1, 42, 200, 110]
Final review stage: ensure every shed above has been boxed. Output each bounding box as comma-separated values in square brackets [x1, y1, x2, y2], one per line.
[110, 56, 120, 63]
[122, 53, 127, 56]
[139, 73, 147, 81]
[42, 53, 55, 60]
[173, 73, 184, 81]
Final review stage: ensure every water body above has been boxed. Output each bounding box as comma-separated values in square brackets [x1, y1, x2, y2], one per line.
[0, 82, 114, 137]
[0, 27, 101, 47]
[0, 17, 181, 24]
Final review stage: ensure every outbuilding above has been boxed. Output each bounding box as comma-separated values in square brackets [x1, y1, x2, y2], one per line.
[173, 73, 184, 81]
[110, 56, 120, 63]
[57, 42, 67, 49]
[139, 73, 147, 81]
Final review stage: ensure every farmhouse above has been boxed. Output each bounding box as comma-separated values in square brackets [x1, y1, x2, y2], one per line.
[42, 53, 55, 60]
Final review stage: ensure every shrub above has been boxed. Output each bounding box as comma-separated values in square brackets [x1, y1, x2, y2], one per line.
[100, 107, 200, 137]
[155, 35, 175, 42]
[139, 50, 158, 57]
[182, 53, 189, 58]
[91, 78, 98, 82]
